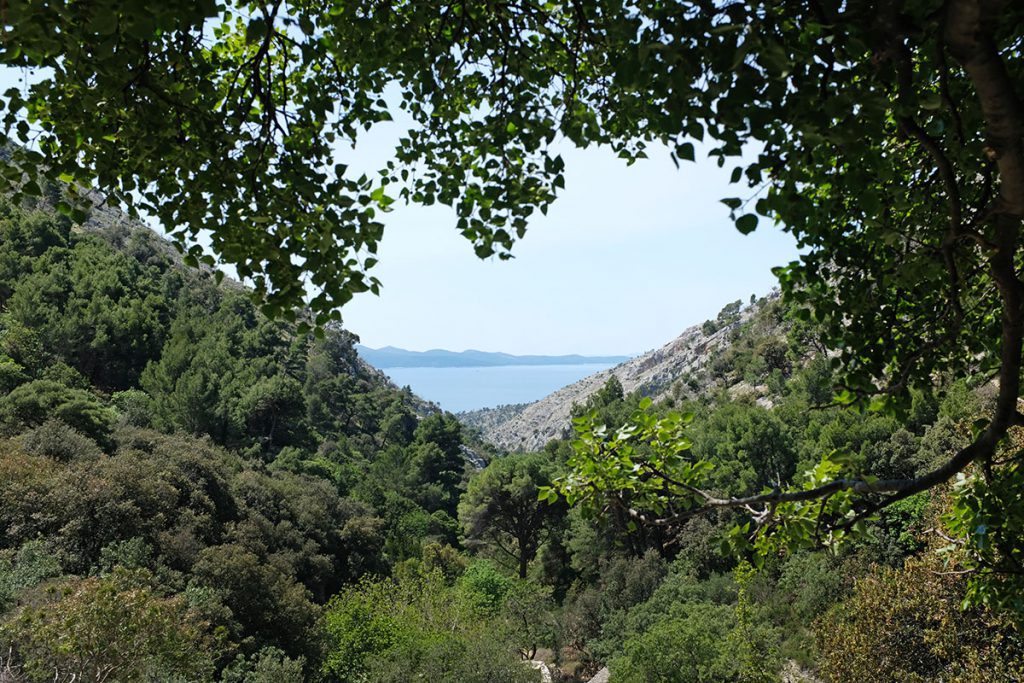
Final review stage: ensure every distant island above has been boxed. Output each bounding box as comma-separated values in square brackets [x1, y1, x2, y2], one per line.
[356, 345, 632, 369]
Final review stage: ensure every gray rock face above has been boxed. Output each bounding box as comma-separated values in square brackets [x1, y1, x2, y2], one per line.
[463, 294, 779, 452]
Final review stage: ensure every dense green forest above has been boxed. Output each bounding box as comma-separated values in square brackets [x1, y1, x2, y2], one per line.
[3, 1, 1023, 681]
[1, 196, 1022, 681]
[0, 197, 520, 680]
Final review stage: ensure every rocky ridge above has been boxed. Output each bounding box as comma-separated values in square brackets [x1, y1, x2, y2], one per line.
[461, 292, 782, 451]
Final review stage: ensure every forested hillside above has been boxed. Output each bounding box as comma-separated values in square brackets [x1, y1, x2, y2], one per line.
[2, 194, 1022, 682]
[0, 195, 540, 680]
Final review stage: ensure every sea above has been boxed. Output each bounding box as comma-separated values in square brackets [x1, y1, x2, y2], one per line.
[380, 363, 617, 413]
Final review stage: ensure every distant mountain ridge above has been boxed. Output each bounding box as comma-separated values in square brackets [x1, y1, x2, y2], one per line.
[356, 345, 631, 369]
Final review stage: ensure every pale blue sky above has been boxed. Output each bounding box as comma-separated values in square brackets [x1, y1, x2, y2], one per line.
[341, 123, 799, 355]
[1, 66, 799, 356]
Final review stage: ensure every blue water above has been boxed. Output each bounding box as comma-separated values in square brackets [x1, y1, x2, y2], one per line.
[381, 363, 616, 413]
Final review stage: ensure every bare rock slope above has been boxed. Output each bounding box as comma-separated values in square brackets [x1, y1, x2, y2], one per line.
[462, 293, 781, 451]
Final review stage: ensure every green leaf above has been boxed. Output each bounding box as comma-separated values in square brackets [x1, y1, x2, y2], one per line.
[735, 214, 758, 234]
[245, 18, 268, 43]
[675, 142, 695, 161]
[96, 12, 120, 35]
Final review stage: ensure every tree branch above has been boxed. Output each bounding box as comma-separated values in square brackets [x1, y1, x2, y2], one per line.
[627, 436, 988, 530]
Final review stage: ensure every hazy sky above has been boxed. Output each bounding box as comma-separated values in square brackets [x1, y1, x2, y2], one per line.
[340, 126, 799, 356]
[1, 67, 800, 356]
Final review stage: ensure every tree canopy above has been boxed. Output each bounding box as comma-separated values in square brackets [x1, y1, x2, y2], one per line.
[459, 452, 566, 578]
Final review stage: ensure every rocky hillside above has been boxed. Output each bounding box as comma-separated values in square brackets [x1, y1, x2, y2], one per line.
[460, 293, 788, 451]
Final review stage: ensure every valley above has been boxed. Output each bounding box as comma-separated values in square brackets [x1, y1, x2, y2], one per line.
[1, 193, 1016, 681]
[3, 5, 1022, 681]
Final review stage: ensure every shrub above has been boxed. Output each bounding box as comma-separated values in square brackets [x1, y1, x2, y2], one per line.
[457, 560, 515, 612]
[111, 389, 153, 428]
[221, 647, 305, 683]
[0, 540, 62, 612]
[0, 568, 222, 681]
[0, 355, 27, 393]
[321, 572, 539, 683]
[816, 555, 1024, 682]
[0, 380, 115, 447]
[609, 602, 738, 683]
[17, 419, 102, 461]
